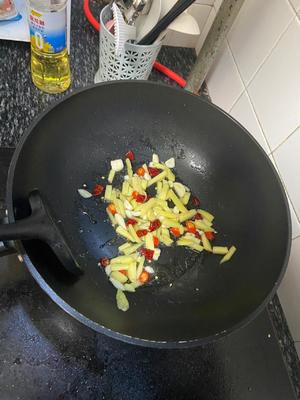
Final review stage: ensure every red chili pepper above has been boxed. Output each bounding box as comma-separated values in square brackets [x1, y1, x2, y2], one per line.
[99, 257, 110, 267]
[126, 218, 137, 226]
[136, 167, 145, 177]
[126, 150, 135, 161]
[139, 270, 150, 283]
[194, 212, 203, 220]
[192, 196, 201, 207]
[153, 236, 159, 247]
[170, 227, 181, 237]
[149, 219, 161, 232]
[140, 248, 154, 261]
[92, 184, 104, 196]
[148, 167, 160, 177]
[205, 231, 215, 241]
[186, 221, 196, 234]
[136, 229, 148, 238]
[136, 194, 146, 203]
[119, 269, 128, 276]
[194, 231, 201, 239]
[107, 203, 117, 215]
[132, 191, 139, 199]
[132, 191, 146, 203]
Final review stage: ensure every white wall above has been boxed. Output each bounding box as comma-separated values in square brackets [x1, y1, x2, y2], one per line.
[163, 0, 215, 48]
[205, 0, 300, 353]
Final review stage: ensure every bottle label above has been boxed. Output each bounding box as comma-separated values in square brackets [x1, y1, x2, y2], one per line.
[28, 6, 67, 53]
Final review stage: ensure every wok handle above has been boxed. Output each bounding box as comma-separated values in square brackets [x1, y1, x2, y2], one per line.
[0, 213, 46, 241]
[0, 206, 49, 258]
[0, 190, 82, 276]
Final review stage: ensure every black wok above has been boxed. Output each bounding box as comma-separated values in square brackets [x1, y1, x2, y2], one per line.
[0, 81, 291, 347]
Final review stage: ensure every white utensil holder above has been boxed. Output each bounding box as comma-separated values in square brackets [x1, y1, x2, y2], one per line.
[94, 5, 162, 83]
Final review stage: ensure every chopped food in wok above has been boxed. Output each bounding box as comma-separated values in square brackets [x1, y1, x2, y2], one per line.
[78, 152, 236, 311]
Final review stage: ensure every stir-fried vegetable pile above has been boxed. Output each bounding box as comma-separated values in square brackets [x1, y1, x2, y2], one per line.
[78, 151, 236, 311]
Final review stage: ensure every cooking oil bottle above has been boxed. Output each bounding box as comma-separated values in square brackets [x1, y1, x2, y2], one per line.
[28, 0, 71, 93]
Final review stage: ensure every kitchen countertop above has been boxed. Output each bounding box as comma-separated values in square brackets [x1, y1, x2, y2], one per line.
[0, 0, 195, 147]
[0, 1, 299, 399]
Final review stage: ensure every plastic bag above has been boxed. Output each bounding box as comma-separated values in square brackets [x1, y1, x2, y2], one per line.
[0, 0, 20, 21]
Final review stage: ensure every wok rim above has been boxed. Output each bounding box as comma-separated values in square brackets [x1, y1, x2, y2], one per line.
[6, 81, 292, 348]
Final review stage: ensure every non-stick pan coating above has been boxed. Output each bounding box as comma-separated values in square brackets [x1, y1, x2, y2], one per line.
[7, 82, 291, 346]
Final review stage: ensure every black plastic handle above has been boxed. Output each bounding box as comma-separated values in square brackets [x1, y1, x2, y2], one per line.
[0, 212, 47, 241]
[138, 0, 196, 45]
[0, 190, 82, 276]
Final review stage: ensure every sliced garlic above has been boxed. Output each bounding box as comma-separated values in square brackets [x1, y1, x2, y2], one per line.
[124, 199, 133, 210]
[152, 154, 159, 163]
[78, 188, 92, 198]
[111, 159, 124, 172]
[132, 211, 141, 217]
[165, 157, 175, 168]
[125, 210, 133, 218]
[115, 213, 126, 228]
[145, 266, 155, 274]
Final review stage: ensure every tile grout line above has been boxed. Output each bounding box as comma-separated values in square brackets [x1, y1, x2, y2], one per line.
[287, 0, 300, 14]
[270, 123, 300, 154]
[242, 15, 296, 91]
[222, 39, 245, 112]
[228, 87, 245, 114]
[226, 40, 272, 154]
[207, 37, 244, 112]
[227, 36, 300, 228]
[235, 15, 300, 226]
[226, 14, 298, 153]
[209, 14, 300, 228]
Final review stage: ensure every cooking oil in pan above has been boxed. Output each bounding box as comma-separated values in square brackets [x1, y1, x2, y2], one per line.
[28, 0, 71, 93]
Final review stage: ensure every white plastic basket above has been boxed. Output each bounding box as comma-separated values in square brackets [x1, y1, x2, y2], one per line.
[94, 5, 162, 83]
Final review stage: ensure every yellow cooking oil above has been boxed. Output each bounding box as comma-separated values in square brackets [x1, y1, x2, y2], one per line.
[28, 0, 71, 94]
[31, 46, 70, 93]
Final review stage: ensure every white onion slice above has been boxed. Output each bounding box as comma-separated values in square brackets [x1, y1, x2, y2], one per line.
[78, 188, 92, 198]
